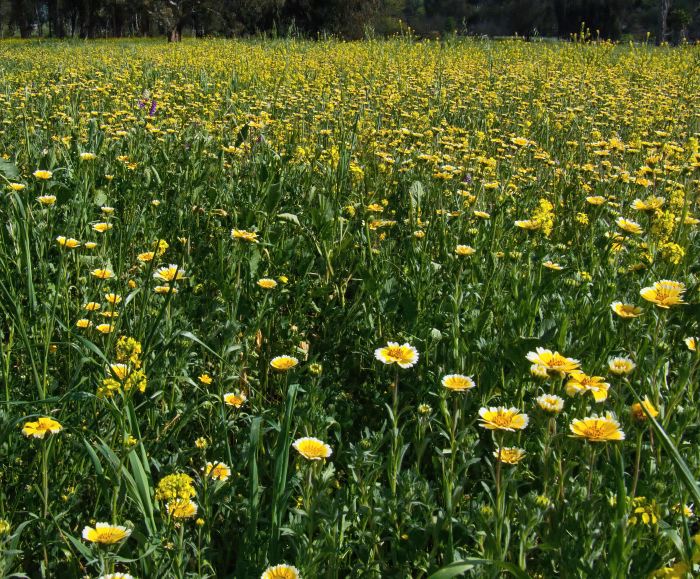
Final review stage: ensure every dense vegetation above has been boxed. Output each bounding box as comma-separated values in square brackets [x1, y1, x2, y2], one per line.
[0, 0, 699, 41]
[0, 37, 699, 578]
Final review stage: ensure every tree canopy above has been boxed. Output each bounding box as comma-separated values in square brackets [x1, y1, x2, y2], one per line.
[0, 0, 698, 42]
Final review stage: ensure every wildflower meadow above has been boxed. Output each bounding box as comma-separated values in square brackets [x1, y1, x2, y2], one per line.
[0, 37, 699, 578]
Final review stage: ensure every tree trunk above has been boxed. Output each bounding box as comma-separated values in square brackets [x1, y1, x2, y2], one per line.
[659, 0, 671, 44]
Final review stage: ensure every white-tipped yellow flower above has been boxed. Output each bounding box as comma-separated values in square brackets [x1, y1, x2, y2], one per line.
[441, 374, 476, 392]
[374, 342, 419, 369]
[82, 523, 131, 544]
[293, 437, 332, 460]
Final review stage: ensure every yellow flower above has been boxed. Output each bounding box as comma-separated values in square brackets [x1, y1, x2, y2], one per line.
[198, 373, 213, 385]
[455, 244, 475, 256]
[231, 229, 259, 243]
[685, 337, 697, 352]
[224, 391, 247, 407]
[585, 196, 606, 206]
[154, 285, 178, 294]
[37, 195, 57, 205]
[374, 342, 419, 369]
[631, 196, 664, 211]
[608, 356, 636, 375]
[203, 461, 231, 482]
[82, 523, 131, 544]
[257, 278, 278, 289]
[98, 574, 135, 579]
[270, 355, 299, 371]
[153, 264, 186, 282]
[56, 236, 80, 248]
[535, 394, 564, 413]
[542, 260, 562, 270]
[530, 364, 549, 379]
[441, 374, 476, 392]
[96, 324, 115, 334]
[261, 564, 300, 579]
[76, 318, 92, 328]
[138, 251, 155, 262]
[569, 413, 625, 442]
[109, 363, 130, 381]
[610, 301, 642, 318]
[166, 499, 198, 519]
[629, 496, 658, 526]
[493, 447, 526, 464]
[565, 371, 610, 402]
[105, 293, 122, 305]
[616, 217, 643, 235]
[156, 473, 195, 501]
[630, 396, 659, 421]
[526, 347, 580, 375]
[639, 280, 686, 308]
[478, 407, 529, 431]
[8, 183, 25, 191]
[91, 268, 114, 280]
[514, 219, 540, 230]
[79, 152, 96, 161]
[195, 437, 208, 449]
[0, 519, 10, 535]
[93, 222, 112, 233]
[21, 416, 63, 439]
[33, 169, 53, 180]
[293, 436, 333, 460]
[84, 241, 97, 249]
[474, 210, 490, 219]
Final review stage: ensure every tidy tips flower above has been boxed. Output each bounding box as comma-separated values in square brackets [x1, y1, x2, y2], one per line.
[478, 407, 529, 431]
[374, 342, 419, 369]
[569, 413, 625, 442]
[293, 437, 333, 460]
[21, 416, 63, 439]
[82, 523, 131, 544]
[441, 374, 476, 392]
[270, 355, 299, 371]
[261, 564, 300, 579]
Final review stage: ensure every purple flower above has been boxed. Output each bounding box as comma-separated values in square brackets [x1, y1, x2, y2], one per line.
[149, 100, 157, 116]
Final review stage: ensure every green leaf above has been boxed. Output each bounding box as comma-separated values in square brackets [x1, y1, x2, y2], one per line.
[429, 558, 529, 579]
[0, 157, 20, 179]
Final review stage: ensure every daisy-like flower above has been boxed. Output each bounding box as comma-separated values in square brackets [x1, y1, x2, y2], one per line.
[374, 342, 419, 369]
[33, 169, 53, 180]
[91, 268, 114, 280]
[293, 437, 333, 460]
[224, 391, 247, 407]
[257, 278, 278, 289]
[569, 413, 625, 442]
[585, 196, 606, 205]
[270, 355, 299, 371]
[455, 245, 475, 256]
[631, 196, 664, 211]
[198, 373, 213, 385]
[76, 318, 92, 328]
[105, 293, 122, 305]
[493, 447, 526, 464]
[153, 264, 186, 282]
[82, 523, 131, 544]
[231, 229, 259, 243]
[37, 194, 57, 205]
[611, 301, 643, 318]
[84, 241, 97, 249]
[478, 407, 529, 431]
[8, 182, 25, 191]
[441, 374, 476, 392]
[96, 323, 115, 334]
[640, 280, 686, 308]
[56, 236, 80, 248]
[166, 499, 198, 519]
[616, 217, 643, 235]
[261, 564, 300, 579]
[109, 363, 130, 381]
[630, 396, 659, 421]
[685, 337, 697, 352]
[203, 461, 231, 482]
[526, 347, 580, 375]
[154, 285, 178, 294]
[535, 394, 564, 413]
[474, 210, 490, 219]
[542, 261, 562, 270]
[514, 219, 540, 230]
[137, 251, 155, 262]
[608, 356, 636, 375]
[530, 364, 549, 379]
[21, 416, 63, 439]
[565, 371, 610, 402]
[84, 302, 101, 311]
[79, 152, 97, 161]
[98, 574, 135, 579]
[93, 222, 113, 233]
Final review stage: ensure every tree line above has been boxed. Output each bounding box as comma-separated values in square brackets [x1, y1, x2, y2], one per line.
[0, 0, 698, 42]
